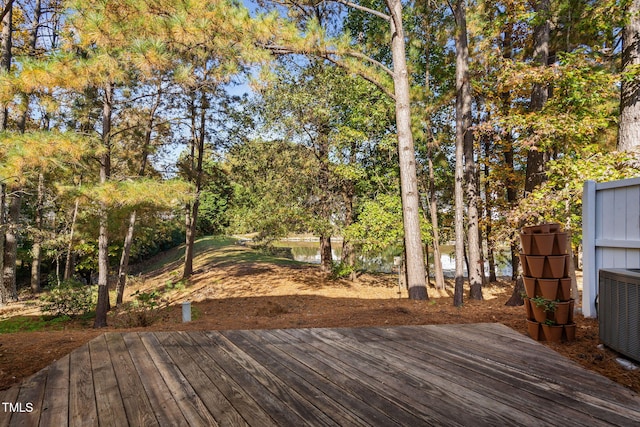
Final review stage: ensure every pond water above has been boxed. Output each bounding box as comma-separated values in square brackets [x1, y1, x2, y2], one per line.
[275, 240, 513, 278]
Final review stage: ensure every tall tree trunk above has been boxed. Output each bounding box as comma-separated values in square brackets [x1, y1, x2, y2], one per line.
[427, 156, 445, 290]
[0, 1, 12, 130]
[94, 82, 113, 328]
[116, 93, 158, 305]
[30, 173, 44, 293]
[341, 177, 356, 281]
[115, 210, 136, 305]
[500, 13, 521, 285]
[17, 0, 41, 132]
[63, 198, 80, 281]
[507, 1, 550, 306]
[2, 191, 19, 302]
[0, 184, 5, 304]
[317, 131, 333, 272]
[183, 92, 207, 280]
[504, 142, 520, 283]
[458, 0, 483, 300]
[26, 1, 44, 290]
[387, 0, 427, 300]
[453, 0, 479, 305]
[419, 9, 445, 292]
[619, 0, 640, 150]
[483, 138, 497, 283]
[524, 0, 551, 193]
[320, 235, 332, 272]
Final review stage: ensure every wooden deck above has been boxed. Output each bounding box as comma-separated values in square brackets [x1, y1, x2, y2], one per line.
[1, 323, 640, 426]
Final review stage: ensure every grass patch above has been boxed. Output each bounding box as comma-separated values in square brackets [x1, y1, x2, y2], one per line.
[200, 244, 304, 268]
[0, 315, 71, 333]
[138, 236, 240, 274]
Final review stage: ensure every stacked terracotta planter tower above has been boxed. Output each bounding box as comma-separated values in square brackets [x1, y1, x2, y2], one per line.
[520, 223, 576, 342]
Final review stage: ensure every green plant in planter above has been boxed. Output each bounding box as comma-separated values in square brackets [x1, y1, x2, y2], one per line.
[531, 296, 557, 313]
[543, 319, 557, 326]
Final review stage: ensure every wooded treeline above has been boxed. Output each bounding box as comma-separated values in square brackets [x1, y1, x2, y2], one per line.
[1, 0, 640, 326]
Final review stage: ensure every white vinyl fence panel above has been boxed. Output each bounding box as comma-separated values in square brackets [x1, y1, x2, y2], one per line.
[582, 177, 640, 317]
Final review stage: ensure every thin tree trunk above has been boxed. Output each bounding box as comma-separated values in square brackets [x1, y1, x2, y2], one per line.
[183, 201, 194, 277]
[30, 173, 44, 293]
[419, 155, 445, 290]
[26, 2, 44, 291]
[64, 198, 80, 281]
[341, 180, 356, 281]
[0, 1, 12, 130]
[115, 93, 158, 305]
[500, 13, 521, 285]
[387, 0, 427, 300]
[317, 131, 333, 272]
[453, 0, 467, 306]
[116, 210, 136, 305]
[483, 138, 497, 283]
[505, 142, 520, 284]
[183, 92, 207, 280]
[454, 0, 482, 300]
[0, 184, 5, 304]
[18, 0, 41, 132]
[420, 11, 445, 292]
[619, 0, 640, 150]
[428, 156, 445, 290]
[94, 82, 113, 328]
[2, 192, 20, 302]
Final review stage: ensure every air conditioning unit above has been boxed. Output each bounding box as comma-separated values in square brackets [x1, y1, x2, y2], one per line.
[598, 269, 640, 362]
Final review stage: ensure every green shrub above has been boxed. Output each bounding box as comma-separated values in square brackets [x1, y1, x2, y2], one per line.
[112, 290, 166, 327]
[40, 279, 96, 317]
[331, 262, 354, 279]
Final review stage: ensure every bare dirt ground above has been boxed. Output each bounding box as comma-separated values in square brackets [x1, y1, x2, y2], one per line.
[1, 243, 639, 395]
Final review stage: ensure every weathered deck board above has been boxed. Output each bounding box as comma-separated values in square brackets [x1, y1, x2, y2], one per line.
[138, 332, 217, 427]
[67, 343, 97, 426]
[39, 354, 70, 427]
[105, 333, 159, 427]
[88, 334, 128, 426]
[2, 323, 640, 426]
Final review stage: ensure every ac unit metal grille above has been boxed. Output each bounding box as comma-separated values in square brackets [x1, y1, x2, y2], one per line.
[599, 269, 640, 362]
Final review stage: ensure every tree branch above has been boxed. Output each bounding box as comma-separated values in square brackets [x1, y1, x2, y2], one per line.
[330, 0, 391, 22]
[0, 0, 14, 23]
[259, 43, 395, 99]
[322, 54, 396, 100]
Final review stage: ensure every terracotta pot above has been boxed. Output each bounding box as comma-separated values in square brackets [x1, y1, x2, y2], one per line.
[527, 319, 542, 341]
[522, 223, 562, 234]
[530, 300, 549, 323]
[542, 323, 564, 342]
[538, 278, 559, 300]
[563, 323, 577, 342]
[524, 297, 533, 320]
[522, 276, 537, 298]
[546, 255, 567, 279]
[519, 253, 531, 276]
[548, 223, 561, 233]
[532, 233, 555, 256]
[559, 278, 572, 300]
[552, 300, 573, 325]
[526, 255, 546, 278]
[520, 233, 533, 254]
[554, 232, 569, 254]
[522, 224, 550, 234]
